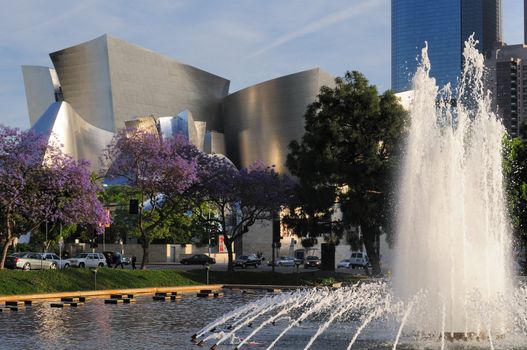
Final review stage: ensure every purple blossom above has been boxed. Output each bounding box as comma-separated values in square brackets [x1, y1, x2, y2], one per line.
[0, 126, 109, 268]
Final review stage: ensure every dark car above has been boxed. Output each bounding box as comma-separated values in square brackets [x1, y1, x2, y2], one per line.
[234, 255, 259, 269]
[304, 256, 321, 269]
[180, 254, 216, 265]
[103, 251, 131, 266]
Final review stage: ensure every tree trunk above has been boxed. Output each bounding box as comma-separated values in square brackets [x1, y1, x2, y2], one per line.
[0, 215, 14, 270]
[140, 236, 149, 270]
[139, 193, 148, 269]
[225, 237, 234, 272]
[0, 237, 13, 270]
[362, 223, 382, 276]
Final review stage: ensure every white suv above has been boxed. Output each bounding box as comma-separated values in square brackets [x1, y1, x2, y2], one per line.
[349, 251, 369, 268]
[68, 253, 107, 268]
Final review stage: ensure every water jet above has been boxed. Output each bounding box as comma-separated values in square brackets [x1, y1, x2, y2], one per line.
[191, 37, 527, 349]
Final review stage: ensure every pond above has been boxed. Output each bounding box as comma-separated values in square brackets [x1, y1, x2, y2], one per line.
[0, 291, 259, 350]
[1, 289, 526, 350]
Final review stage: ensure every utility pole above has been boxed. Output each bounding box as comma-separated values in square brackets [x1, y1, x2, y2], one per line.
[45, 221, 48, 253]
[207, 210, 211, 257]
[272, 212, 280, 273]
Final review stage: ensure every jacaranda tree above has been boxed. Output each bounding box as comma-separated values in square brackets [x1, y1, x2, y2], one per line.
[0, 127, 109, 269]
[188, 157, 294, 272]
[104, 129, 198, 269]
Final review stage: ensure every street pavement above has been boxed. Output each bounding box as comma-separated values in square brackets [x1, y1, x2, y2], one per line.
[145, 262, 369, 274]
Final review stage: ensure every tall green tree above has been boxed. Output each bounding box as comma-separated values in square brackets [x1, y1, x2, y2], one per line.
[286, 71, 408, 275]
[503, 130, 527, 253]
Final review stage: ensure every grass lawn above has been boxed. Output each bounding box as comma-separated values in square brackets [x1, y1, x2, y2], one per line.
[0, 267, 362, 296]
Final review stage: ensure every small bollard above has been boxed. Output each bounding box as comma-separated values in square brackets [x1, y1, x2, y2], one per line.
[91, 268, 98, 290]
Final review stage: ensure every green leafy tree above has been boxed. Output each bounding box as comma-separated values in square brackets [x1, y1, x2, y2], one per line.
[503, 131, 527, 253]
[286, 71, 408, 275]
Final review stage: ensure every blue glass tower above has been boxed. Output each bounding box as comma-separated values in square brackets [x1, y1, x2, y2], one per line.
[391, 0, 501, 92]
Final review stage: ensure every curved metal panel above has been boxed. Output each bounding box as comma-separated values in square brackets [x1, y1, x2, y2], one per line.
[49, 35, 230, 133]
[158, 111, 206, 151]
[222, 68, 334, 173]
[22, 65, 61, 126]
[32, 101, 114, 172]
[50, 35, 114, 132]
[106, 36, 230, 132]
[204, 131, 226, 155]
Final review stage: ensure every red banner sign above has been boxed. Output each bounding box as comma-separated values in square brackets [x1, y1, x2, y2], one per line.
[218, 235, 225, 253]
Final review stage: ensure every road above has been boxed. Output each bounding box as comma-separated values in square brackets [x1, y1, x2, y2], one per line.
[145, 262, 369, 275]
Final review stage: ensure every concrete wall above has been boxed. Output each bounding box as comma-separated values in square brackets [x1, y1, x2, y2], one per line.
[240, 220, 372, 264]
[65, 243, 232, 264]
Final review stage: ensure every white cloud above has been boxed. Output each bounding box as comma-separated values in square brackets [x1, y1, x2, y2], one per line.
[247, 0, 384, 58]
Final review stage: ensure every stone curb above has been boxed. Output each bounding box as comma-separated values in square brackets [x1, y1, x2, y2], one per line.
[0, 284, 224, 303]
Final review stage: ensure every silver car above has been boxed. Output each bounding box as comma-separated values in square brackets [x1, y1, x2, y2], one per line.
[275, 256, 296, 267]
[41, 252, 70, 269]
[5, 252, 59, 270]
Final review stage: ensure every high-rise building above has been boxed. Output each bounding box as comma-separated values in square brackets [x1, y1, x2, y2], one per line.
[392, 0, 502, 92]
[486, 44, 527, 138]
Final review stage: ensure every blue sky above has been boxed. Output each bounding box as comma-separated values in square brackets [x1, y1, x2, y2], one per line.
[0, 0, 523, 129]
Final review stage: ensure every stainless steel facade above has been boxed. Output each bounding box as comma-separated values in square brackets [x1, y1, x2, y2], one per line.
[22, 65, 61, 126]
[49, 35, 230, 132]
[222, 68, 334, 173]
[24, 35, 335, 174]
[32, 101, 114, 171]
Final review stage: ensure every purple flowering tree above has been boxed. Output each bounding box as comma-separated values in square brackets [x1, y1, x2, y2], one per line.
[189, 157, 294, 272]
[0, 127, 109, 269]
[104, 129, 198, 269]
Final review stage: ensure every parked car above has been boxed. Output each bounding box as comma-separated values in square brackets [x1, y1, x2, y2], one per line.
[103, 251, 131, 266]
[275, 256, 296, 267]
[68, 253, 107, 268]
[5, 252, 58, 270]
[121, 255, 132, 265]
[42, 252, 69, 269]
[304, 256, 321, 269]
[234, 255, 259, 269]
[249, 254, 265, 265]
[349, 252, 369, 268]
[180, 254, 216, 265]
[337, 259, 352, 268]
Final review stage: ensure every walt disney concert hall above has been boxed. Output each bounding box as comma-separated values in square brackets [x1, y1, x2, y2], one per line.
[23, 34, 334, 173]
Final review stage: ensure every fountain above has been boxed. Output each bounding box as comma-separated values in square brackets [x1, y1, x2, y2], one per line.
[191, 37, 527, 349]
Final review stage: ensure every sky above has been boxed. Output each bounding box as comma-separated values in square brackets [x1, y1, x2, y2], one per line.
[0, 0, 524, 129]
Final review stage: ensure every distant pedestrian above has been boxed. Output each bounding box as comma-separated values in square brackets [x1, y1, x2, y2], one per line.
[131, 256, 137, 270]
[114, 253, 124, 269]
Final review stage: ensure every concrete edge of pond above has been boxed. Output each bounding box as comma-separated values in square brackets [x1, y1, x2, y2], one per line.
[223, 284, 305, 290]
[0, 282, 371, 303]
[0, 284, 225, 303]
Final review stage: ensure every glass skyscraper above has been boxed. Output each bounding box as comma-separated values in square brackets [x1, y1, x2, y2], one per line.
[391, 0, 502, 92]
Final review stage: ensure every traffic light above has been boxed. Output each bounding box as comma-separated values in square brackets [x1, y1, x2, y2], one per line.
[272, 219, 281, 243]
[129, 199, 139, 214]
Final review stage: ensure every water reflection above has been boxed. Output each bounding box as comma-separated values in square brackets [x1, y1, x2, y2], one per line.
[0, 291, 259, 350]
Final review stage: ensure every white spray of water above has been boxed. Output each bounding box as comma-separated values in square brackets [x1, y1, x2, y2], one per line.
[392, 36, 512, 333]
[191, 38, 527, 349]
